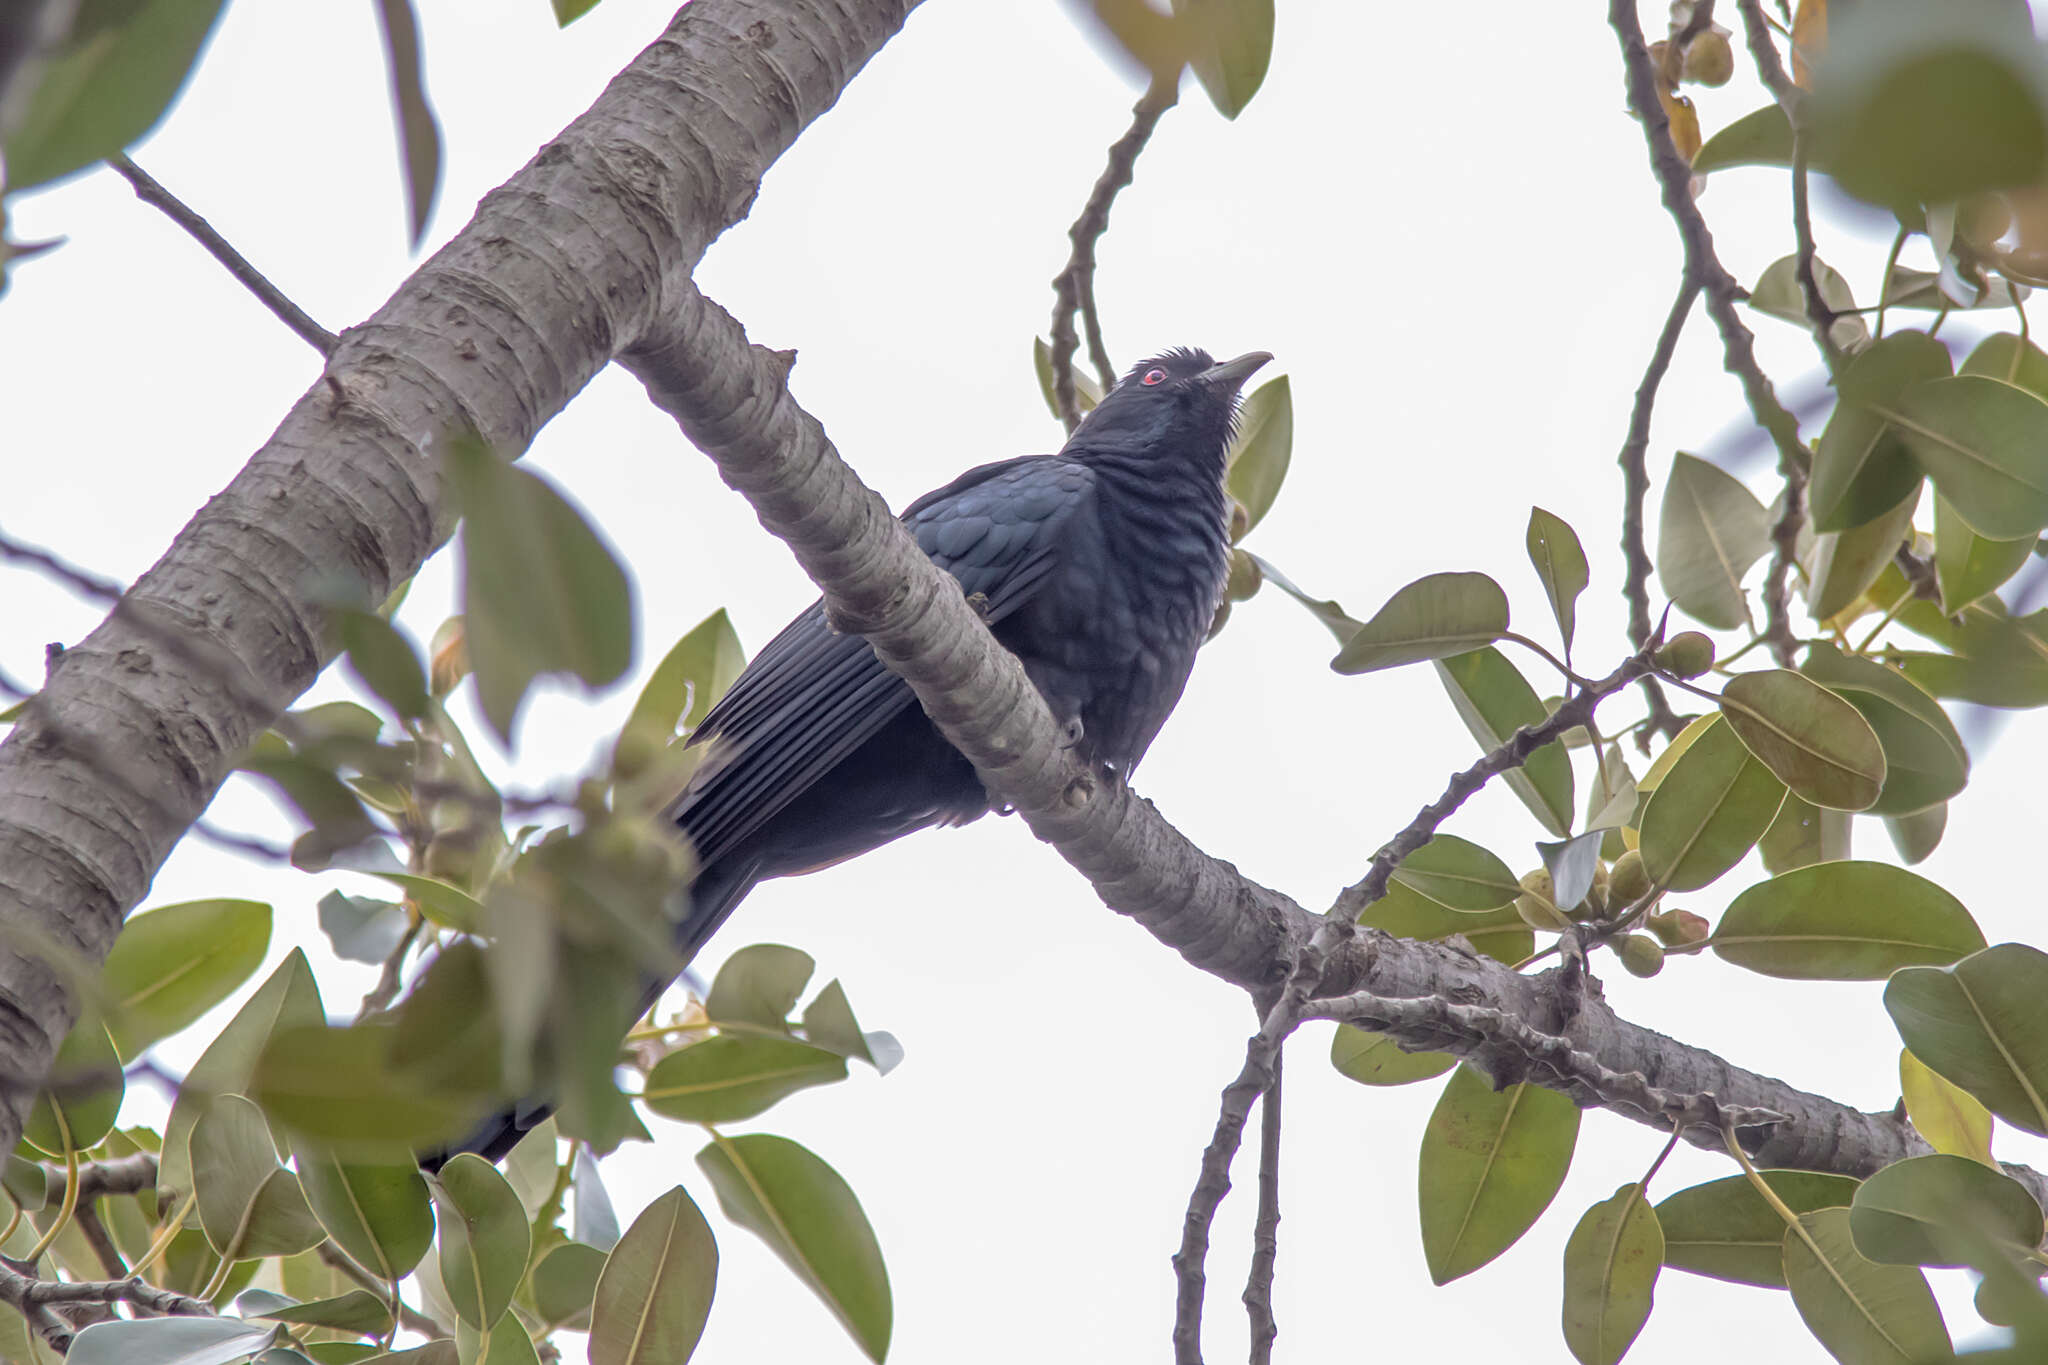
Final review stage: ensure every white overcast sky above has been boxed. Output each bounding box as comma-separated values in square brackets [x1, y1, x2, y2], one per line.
[7, 1, 2048, 1361]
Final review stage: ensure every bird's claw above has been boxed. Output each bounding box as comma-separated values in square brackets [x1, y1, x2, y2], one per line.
[1059, 716, 1085, 748]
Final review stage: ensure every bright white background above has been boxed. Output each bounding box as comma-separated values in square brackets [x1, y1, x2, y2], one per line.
[7, 1, 2047, 1360]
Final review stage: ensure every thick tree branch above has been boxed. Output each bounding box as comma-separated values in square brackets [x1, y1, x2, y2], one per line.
[0, 0, 920, 1153]
[0, 1260, 212, 1355]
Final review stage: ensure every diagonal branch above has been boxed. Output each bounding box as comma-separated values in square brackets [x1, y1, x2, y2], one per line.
[1618, 277, 1697, 745]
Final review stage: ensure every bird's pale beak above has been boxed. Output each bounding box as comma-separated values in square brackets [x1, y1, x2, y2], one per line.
[1199, 351, 1273, 394]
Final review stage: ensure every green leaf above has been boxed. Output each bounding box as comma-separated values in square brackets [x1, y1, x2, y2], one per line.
[1249, 553, 1363, 643]
[705, 944, 814, 1031]
[296, 1151, 433, 1281]
[552, 0, 603, 24]
[161, 952, 324, 1199]
[1719, 670, 1886, 811]
[1561, 1184, 1662, 1365]
[1031, 337, 1101, 419]
[364, 872, 482, 934]
[1174, 0, 1273, 118]
[1417, 1064, 1579, 1284]
[1810, 331, 1950, 533]
[614, 609, 745, 773]
[1714, 861, 1985, 980]
[1224, 375, 1291, 536]
[1809, 483, 1921, 623]
[1656, 1171, 1862, 1287]
[1886, 943, 2048, 1136]
[372, 0, 441, 247]
[589, 1185, 717, 1365]
[1433, 647, 1574, 836]
[1657, 452, 1770, 630]
[454, 1319, 538, 1365]
[642, 1036, 848, 1124]
[1693, 102, 1793, 174]
[1330, 1024, 1455, 1087]
[1877, 375, 2048, 541]
[1538, 831, 1605, 915]
[1637, 715, 1787, 892]
[433, 1154, 530, 1330]
[191, 1096, 324, 1259]
[335, 608, 430, 721]
[696, 1134, 890, 1361]
[533, 1241, 608, 1332]
[1933, 491, 2034, 614]
[800, 980, 879, 1068]
[253, 1023, 487, 1155]
[1331, 572, 1509, 674]
[1354, 880, 1534, 967]
[238, 754, 379, 869]
[1849, 1154, 2043, 1267]
[1901, 1048, 1994, 1167]
[246, 1288, 396, 1335]
[24, 1014, 123, 1155]
[1749, 253, 1869, 354]
[1783, 1208, 1952, 1365]
[1799, 645, 1968, 817]
[447, 436, 634, 744]
[63, 1317, 278, 1365]
[1388, 834, 1520, 911]
[100, 898, 271, 1061]
[1758, 793, 1851, 875]
[1, 0, 230, 191]
[1962, 332, 2048, 397]
[1525, 507, 1589, 651]
[1885, 802, 1948, 866]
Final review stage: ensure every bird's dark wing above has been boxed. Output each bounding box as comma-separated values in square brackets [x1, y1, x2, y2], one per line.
[670, 454, 1097, 870]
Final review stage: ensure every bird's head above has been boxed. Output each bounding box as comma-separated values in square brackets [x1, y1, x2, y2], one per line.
[1067, 347, 1272, 457]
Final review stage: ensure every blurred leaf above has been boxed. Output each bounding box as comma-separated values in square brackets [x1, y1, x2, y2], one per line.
[1808, 483, 1921, 622]
[642, 1036, 848, 1124]
[63, 1317, 278, 1365]
[1174, 0, 1272, 118]
[614, 609, 745, 774]
[1658, 452, 1770, 630]
[573, 1144, 620, 1251]
[533, 1241, 607, 1332]
[1850, 1154, 2041, 1267]
[335, 607, 430, 720]
[1886, 802, 1948, 865]
[1638, 715, 1787, 892]
[801, 979, 878, 1068]
[372, 0, 440, 247]
[433, 1154, 530, 1330]
[1418, 1065, 1578, 1284]
[254, 1023, 486, 1155]
[552, 0, 604, 25]
[1525, 507, 1589, 651]
[501, 1117, 559, 1220]
[1331, 572, 1509, 674]
[247, 1288, 395, 1335]
[1562, 1183, 1662, 1365]
[698, 1134, 889, 1361]
[1031, 337, 1102, 419]
[24, 1014, 122, 1155]
[240, 754, 379, 868]
[192, 1096, 324, 1259]
[1224, 375, 1291, 535]
[1749, 253, 1869, 353]
[1887, 943, 2048, 1135]
[2, 0, 229, 191]
[317, 891, 409, 965]
[1783, 1208, 1952, 1364]
[1962, 332, 2048, 395]
[1434, 647, 1574, 836]
[1538, 831, 1605, 915]
[447, 436, 634, 745]
[1719, 669, 1885, 811]
[705, 944, 814, 1031]
[1388, 834, 1520, 911]
[1810, 331, 1949, 533]
[589, 1185, 716, 1365]
[296, 1150, 433, 1280]
[1882, 263, 2025, 312]
[365, 871, 482, 934]
[1354, 880, 1534, 967]
[1693, 103, 1792, 173]
[1329, 1025, 1455, 1087]
[1877, 375, 2048, 540]
[1657, 1171, 1862, 1287]
[100, 898, 270, 1061]
[1933, 490, 2034, 613]
[1715, 861, 1984, 979]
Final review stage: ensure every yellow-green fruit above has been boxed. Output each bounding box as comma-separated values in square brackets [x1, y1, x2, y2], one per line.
[1609, 849, 1651, 905]
[1619, 933, 1666, 978]
[1656, 631, 1716, 679]
[1516, 892, 1574, 932]
[1225, 548, 1263, 602]
[1228, 500, 1252, 543]
[1648, 908, 1711, 947]
[1959, 193, 2013, 250]
[1682, 29, 1735, 86]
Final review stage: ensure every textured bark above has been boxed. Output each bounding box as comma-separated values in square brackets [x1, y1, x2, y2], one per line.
[0, 0, 918, 1151]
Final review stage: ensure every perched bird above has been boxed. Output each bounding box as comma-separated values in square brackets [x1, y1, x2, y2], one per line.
[431, 346, 1268, 1164]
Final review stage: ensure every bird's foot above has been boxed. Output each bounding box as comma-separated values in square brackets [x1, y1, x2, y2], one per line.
[1058, 716, 1085, 749]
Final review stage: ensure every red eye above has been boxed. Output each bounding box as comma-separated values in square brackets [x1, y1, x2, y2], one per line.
[1141, 368, 1167, 386]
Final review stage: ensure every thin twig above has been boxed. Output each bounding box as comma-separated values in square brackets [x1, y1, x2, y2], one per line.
[71, 1202, 126, 1279]
[355, 912, 426, 1022]
[37, 1151, 156, 1204]
[0, 525, 124, 602]
[1733, 0, 1801, 106]
[1243, 1047, 1282, 1365]
[1048, 76, 1177, 431]
[316, 1240, 445, 1339]
[108, 155, 338, 356]
[1617, 276, 1699, 745]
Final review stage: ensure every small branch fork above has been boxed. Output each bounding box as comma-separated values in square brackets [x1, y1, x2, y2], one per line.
[1617, 277, 1698, 747]
[0, 1257, 213, 1355]
[1048, 76, 1178, 432]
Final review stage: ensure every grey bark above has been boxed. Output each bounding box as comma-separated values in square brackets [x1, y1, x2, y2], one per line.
[0, 0, 918, 1153]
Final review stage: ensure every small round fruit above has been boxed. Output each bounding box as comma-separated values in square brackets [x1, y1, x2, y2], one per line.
[1648, 908, 1711, 947]
[1682, 29, 1735, 86]
[1608, 849, 1651, 905]
[1958, 193, 2013, 250]
[1620, 934, 1666, 977]
[1225, 548, 1263, 602]
[1656, 631, 1716, 679]
[1516, 892, 1575, 932]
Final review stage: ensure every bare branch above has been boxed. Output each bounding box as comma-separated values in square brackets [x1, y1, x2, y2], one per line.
[109, 155, 339, 356]
[1733, 0, 1801, 107]
[0, 525, 124, 603]
[1048, 77, 1178, 432]
[1243, 1047, 1282, 1365]
[0, 1259, 212, 1355]
[1618, 276, 1698, 744]
[38, 1151, 156, 1204]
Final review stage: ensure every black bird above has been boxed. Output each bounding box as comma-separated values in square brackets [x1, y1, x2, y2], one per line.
[433, 346, 1268, 1164]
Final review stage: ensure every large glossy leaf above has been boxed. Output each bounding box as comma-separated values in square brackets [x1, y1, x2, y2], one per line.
[1175, 0, 1273, 118]
[1783, 1208, 1952, 1364]
[253, 1023, 486, 1154]
[1354, 880, 1534, 966]
[1808, 483, 1922, 623]
[1224, 375, 1291, 534]
[704, 944, 814, 1031]
[1332, 573, 1509, 674]
[23, 1013, 123, 1155]
[447, 436, 634, 743]
[433, 1154, 530, 1330]
[1526, 507, 1588, 651]
[1716, 862, 1983, 980]
[641, 1036, 848, 1124]
[1417, 1065, 1579, 1284]
[1637, 715, 1787, 892]
[1933, 491, 2034, 614]
[1878, 375, 2048, 540]
[1562, 1184, 1662, 1365]
[1693, 102, 1792, 173]
[1800, 645, 1967, 817]
[1886, 943, 2048, 1135]
[1657, 1171, 1862, 1287]
[1899, 1048, 1994, 1165]
[296, 1151, 433, 1281]
[244, 1287, 395, 1335]
[1388, 834, 1519, 911]
[1809, 332, 1950, 533]
[63, 1316, 278, 1365]
[100, 898, 271, 1061]
[1330, 1024, 1455, 1087]
[1849, 1154, 2043, 1267]
[191, 1096, 324, 1259]
[1657, 452, 1770, 630]
[697, 1134, 890, 1361]
[1719, 670, 1885, 811]
[1433, 647, 1573, 836]
[588, 1186, 717, 1365]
